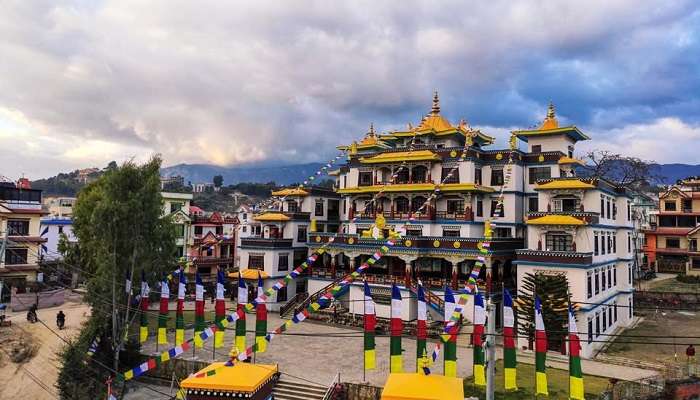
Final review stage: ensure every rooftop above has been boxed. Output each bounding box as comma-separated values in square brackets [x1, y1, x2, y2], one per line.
[180, 362, 277, 393]
[381, 373, 464, 400]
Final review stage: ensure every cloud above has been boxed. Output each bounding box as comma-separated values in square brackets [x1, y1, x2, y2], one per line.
[0, 1, 699, 179]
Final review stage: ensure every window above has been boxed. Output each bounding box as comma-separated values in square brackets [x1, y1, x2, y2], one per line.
[528, 197, 539, 212]
[277, 285, 287, 302]
[666, 238, 680, 248]
[249, 255, 265, 270]
[242, 213, 247, 221]
[176, 246, 184, 258]
[176, 224, 185, 238]
[475, 168, 482, 185]
[587, 318, 593, 344]
[287, 201, 299, 213]
[664, 201, 676, 211]
[441, 168, 459, 184]
[297, 226, 307, 242]
[476, 199, 483, 217]
[170, 202, 182, 213]
[7, 220, 29, 235]
[490, 168, 504, 186]
[613, 203, 617, 220]
[490, 200, 504, 217]
[194, 226, 203, 235]
[607, 198, 611, 219]
[607, 267, 612, 289]
[614, 302, 618, 321]
[494, 227, 512, 238]
[602, 308, 607, 331]
[58, 226, 64, 234]
[601, 232, 606, 255]
[628, 298, 633, 318]
[627, 234, 631, 253]
[531, 145, 542, 153]
[4, 248, 28, 265]
[215, 226, 223, 235]
[627, 201, 631, 221]
[601, 267, 606, 291]
[446, 199, 464, 214]
[595, 313, 600, 337]
[628, 265, 632, 285]
[595, 269, 600, 295]
[442, 229, 460, 237]
[614, 267, 617, 286]
[359, 171, 373, 186]
[242, 226, 247, 233]
[406, 228, 422, 237]
[554, 197, 579, 212]
[343, 175, 347, 188]
[609, 307, 613, 327]
[395, 197, 409, 213]
[278, 254, 289, 271]
[546, 233, 573, 251]
[612, 234, 616, 253]
[568, 146, 574, 158]
[594, 232, 599, 255]
[528, 167, 551, 184]
[601, 196, 605, 218]
[587, 271, 593, 298]
[315, 200, 324, 216]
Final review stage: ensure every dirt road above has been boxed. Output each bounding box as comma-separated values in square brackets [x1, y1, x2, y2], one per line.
[0, 301, 90, 400]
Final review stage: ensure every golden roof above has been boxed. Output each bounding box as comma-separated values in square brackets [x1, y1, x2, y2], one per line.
[180, 362, 277, 392]
[558, 156, 585, 166]
[359, 150, 440, 164]
[535, 178, 596, 190]
[527, 214, 586, 226]
[271, 188, 308, 197]
[360, 123, 379, 145]
[381, 373, 464, 400]
[415, 92, 454, 132]
[438, 183, 495, 192]
[512, 103, 590, 142]
[337, 183, 494, 194]
[253, 212, 291, 222]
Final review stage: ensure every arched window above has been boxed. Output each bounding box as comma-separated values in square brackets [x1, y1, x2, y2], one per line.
[412, 165, 428, 183]
[395, 168, 409, 184]
[395, 197, 409, 213]
[412, 196, 427, 212]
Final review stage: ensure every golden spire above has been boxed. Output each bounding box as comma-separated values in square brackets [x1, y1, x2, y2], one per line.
[368, 122, 375, 137]
[540, 101, 559, 130]
[431, 91, 440, 115]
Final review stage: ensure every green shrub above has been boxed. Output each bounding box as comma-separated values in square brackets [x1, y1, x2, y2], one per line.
[676, 274, 700, 284]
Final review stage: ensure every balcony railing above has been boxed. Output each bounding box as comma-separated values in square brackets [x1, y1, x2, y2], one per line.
[308, 232, 524, 252]
[354, 210, 474, 221]
[516, 250, 593, 265]
[240, 238, 294, 248]
[193, 256, 234, 265]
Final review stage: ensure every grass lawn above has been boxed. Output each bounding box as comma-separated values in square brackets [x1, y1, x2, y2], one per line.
[648, 277, 700, 293]
[606, 310, 699, 364]
[463, 360, 611, 399]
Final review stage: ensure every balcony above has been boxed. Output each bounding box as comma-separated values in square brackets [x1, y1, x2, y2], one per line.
[354, 210, 474, 221]
[516, 249, 593, 265]
[193, 256, 234, 266]
[527, 211, 599, 225]
[240, 238, 294, 248]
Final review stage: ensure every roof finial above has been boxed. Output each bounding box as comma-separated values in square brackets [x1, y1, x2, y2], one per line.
[540, 100, 559, 130]
[368, 122, 375, 136]
[431, 91, 440, 115]
[547, 101, 556, 120]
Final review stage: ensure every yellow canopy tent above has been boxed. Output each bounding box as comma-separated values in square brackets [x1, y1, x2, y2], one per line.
[180, 362, 278, 399]
[381, 373, 464, 400]
[228, 269, 270, 280]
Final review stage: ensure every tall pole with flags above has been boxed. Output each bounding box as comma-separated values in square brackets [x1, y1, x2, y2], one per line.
[175, 269, 186, 345]
[235, 272, 248, 352]
[139, 271, 150, 344]
[390, 283, 403, 373]
[157, 275, 170, 345]
[503, 288, 518, 390]
[443, 286, 458, 377]
[535, 295, 549, 396]
[363, 280, 376, 374]
[194, 272, 206, 348]
[473, 292, 486, 386]
[416, 283, 427, 372]
[214, 268, 226, 348]
[568, 304, 585, 399]
[255, 271, 268, 353]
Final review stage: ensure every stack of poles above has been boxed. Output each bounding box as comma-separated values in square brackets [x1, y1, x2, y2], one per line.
[214, 269, 226, 348]
[194, 273, 206, 348]
[175, 270, 186, 345]
[157, 275, 170, 345]
[389, 284, 403, 373]
[139, 271, 150, 344]
[472, 292, 486, 386]
[443, 286, 458, 377]
[568, 305, 585, 400]
[503, 288, 517, 390]
[535, 296, 548, 396]
[416, 283, 428, 372]
[255, 272, 267, 353]
[236, 272, 248, 352]
[363, 281, 376, 372]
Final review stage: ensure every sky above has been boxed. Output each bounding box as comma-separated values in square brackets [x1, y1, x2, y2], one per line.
[1, 1, 699, 180]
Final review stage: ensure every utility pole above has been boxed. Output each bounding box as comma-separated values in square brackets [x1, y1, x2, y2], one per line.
[485, 263, 496, 400]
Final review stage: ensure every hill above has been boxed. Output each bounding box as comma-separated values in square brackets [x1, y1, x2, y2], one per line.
[651, 163, 700, 184]
[160, 162, 327, 186]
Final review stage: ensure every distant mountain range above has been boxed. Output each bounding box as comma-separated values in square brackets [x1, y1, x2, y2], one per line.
[162, 162, 700, 186]
[160, 162, 327, 186]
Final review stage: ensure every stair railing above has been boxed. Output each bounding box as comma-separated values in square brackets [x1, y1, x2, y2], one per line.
[280, 292, 308, 317]
[322, 371, 341, 400]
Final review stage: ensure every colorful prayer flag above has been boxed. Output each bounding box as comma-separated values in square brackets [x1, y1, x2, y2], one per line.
[236, 272, 248, 352]
[443, 286, 458, 377]
[214, 269, 226, 348]
[175, 269, 186, 345]
[503, 288, 517, 390]
[194, 272, 206, 348]
[139, 271, 150, 343]
[363, 281, 376, 370]
[568, 305, 584, 400]
[535, 295, 548, 396]
[416, 283, 427, 372]
[158, 275, 170, 344]
[473, 292, 486, 386]
[390, 284, 403, 373]
[125, 270, 132, 295]
[255, 271, 267, 353]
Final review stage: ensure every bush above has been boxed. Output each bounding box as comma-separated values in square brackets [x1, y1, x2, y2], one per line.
[676, 274, 700, 284]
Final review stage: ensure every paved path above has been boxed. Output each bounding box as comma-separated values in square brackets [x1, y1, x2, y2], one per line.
[637, 273, 676, 290]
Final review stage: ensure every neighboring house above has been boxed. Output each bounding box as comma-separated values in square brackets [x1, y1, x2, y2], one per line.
[644, 178, 700, 275]
[630, 191, 657, 271]
[188, 209, 238, 283]
[160, 175, 185, 189]
[76, 168, 100, 184]
[0, 180, 47, 300]
[237, 186, 340, 311]
[39, 217, 76, 261]
[44, 196, 76, 217]
[161, 192, 194, 259]
[193, 182, 215, 193]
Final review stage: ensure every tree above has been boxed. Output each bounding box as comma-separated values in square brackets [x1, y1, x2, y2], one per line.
[213, 174, 224, 188]
[517, 272, 571, 353]
[58, 156, 177, 399]
[580, 150, 664, 191]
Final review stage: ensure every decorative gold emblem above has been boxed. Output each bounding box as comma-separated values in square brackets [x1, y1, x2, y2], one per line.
[315, 236, 321, 242]
[433, 240, 440, 248]
[404, 239, 413, 247]
[348, 237, 355, 244]
[450, 150, 457, 158]
[538, 154, 545, 162]
[496, 153, 503, 160]
[453, 241, 461, 249]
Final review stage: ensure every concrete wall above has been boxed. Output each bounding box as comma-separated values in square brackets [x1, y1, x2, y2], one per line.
[11, 288, 65, 311]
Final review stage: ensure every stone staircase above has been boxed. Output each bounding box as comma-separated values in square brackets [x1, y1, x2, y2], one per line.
[272, 378, 329, 400]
